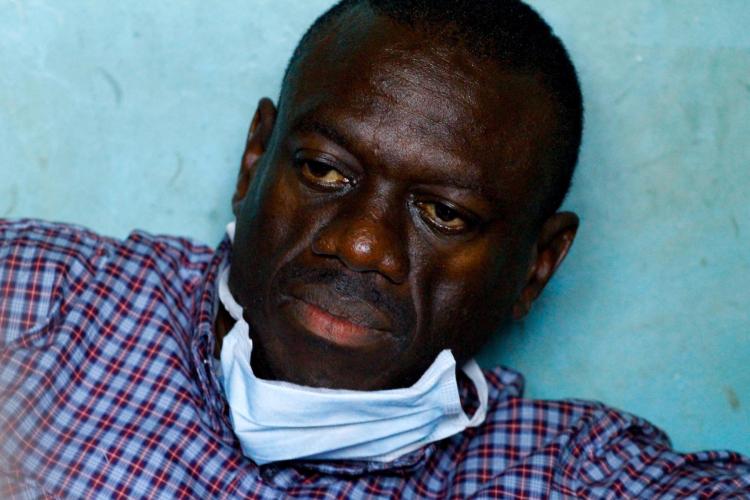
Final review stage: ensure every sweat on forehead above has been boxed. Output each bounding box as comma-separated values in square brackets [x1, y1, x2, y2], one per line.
[280, 0, 584, 220]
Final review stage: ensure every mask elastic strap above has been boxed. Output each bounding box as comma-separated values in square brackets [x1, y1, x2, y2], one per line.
[460, 360, 489, 427]
[226, 221, 236, 242]
[218, 266, 244, 323]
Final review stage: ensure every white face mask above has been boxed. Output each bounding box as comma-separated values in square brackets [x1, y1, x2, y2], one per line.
[218, 223, 488, 465]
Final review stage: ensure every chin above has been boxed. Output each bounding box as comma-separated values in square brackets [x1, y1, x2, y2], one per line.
[267, 349, 405, 391]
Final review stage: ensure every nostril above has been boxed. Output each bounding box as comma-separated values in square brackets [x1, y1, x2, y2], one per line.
[381, 256, 408, 285]
[311, 228, 338, 257]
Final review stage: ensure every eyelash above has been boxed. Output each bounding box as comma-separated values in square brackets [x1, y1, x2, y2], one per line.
[414, 200, 477, 235]
[294, 158, 355, 191]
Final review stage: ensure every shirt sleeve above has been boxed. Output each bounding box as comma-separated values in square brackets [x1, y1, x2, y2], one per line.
[570, 403, 750, 498]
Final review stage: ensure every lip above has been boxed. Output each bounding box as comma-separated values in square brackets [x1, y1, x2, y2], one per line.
[279, 283, 394, 348]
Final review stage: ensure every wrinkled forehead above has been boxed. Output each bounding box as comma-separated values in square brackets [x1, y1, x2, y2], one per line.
[280, 7, 559, 208]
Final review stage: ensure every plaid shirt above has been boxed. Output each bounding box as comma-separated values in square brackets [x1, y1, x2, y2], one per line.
[1, 219, 748, 499]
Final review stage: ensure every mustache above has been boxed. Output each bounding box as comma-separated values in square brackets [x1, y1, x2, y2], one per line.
[274, 262, 416, 334]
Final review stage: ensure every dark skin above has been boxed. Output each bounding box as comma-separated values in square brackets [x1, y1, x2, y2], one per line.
[222, 7, 578, 391]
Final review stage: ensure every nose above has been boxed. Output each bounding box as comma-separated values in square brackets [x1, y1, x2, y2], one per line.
[311, 200, 409, 284]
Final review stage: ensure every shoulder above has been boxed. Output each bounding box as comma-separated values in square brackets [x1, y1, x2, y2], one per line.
[468, 366, 750, 497]
[0, 218, 110, 266]
[478, 366, 672, 461]
[0, 218, 214, 342]
[0, 218, 214, 277]
[478, 366, 668, 461]
[0, 219, 107, 337]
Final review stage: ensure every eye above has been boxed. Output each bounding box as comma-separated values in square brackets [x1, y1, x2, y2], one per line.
[416, 201, 472, 233]
[298, 160, 351, 189]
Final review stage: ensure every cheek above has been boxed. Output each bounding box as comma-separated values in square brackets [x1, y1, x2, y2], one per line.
[428, 247, 497, 320]
[419, 239, 526, 354]
[236, 164, 317, 300]
[249, 166, 312, 254]
[259, 174, 297, 232]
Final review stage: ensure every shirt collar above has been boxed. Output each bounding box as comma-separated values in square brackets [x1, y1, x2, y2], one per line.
[193, 234, 232, 355]
[190, 234, 234, 438]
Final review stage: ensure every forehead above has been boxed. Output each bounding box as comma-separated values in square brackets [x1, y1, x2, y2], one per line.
[281, 8, 558, 208]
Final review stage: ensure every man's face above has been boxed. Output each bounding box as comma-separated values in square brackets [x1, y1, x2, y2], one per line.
[229, 10, 574, 390]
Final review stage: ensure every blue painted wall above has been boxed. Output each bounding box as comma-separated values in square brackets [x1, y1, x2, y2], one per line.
[1, 1, 748, 454]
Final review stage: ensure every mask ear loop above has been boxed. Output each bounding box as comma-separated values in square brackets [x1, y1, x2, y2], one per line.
[218, 267, 244, 323]
[226, 221, 236, 242]
[460, 360, 489, 427]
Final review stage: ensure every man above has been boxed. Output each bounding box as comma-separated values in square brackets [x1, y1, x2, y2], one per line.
[1, 0, 748, 498]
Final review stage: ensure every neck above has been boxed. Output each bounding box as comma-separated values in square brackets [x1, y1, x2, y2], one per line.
[212, 303, 279, 381]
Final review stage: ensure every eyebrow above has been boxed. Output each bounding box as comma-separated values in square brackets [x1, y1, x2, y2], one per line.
[291, 115, 496, 200]
[293, 116, 357, 155]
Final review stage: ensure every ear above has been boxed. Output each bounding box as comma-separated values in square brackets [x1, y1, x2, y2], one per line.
[512, 212, 579, 320]
[232, 97, 277, 216]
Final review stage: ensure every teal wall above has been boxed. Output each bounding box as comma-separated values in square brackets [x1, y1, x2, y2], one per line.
[1, 1, 748, 455]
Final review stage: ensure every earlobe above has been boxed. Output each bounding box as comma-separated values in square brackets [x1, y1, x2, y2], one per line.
[232, 97, 278, 215]
[512, 212, 579, 320]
